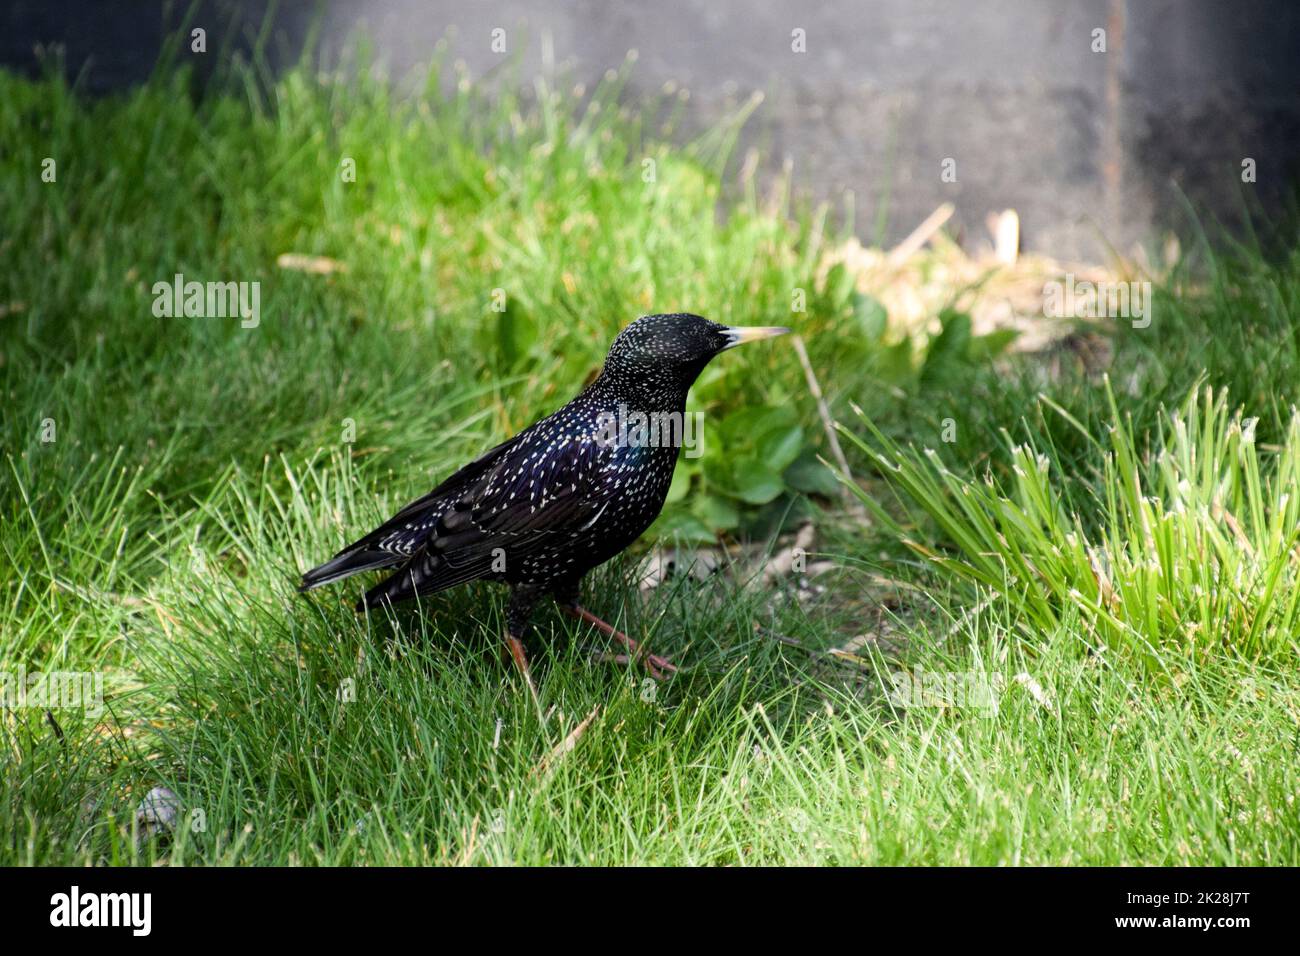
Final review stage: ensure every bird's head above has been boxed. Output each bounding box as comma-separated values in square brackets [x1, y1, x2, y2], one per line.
[601, 313, 789, 391]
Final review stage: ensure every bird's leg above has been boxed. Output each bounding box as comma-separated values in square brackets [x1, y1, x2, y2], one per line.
[504, 587, 544, 714]
[555, 591, 677, 680]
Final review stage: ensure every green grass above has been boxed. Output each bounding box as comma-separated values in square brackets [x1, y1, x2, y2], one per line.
[842, 380, 1300, 669]
[3, 45, 1300, 865]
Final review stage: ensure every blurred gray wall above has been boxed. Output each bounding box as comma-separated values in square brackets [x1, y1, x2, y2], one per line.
[5, 0, 1298, 260]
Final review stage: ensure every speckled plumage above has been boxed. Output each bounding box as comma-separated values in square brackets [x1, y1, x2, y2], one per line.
[299, 313, 787, 643]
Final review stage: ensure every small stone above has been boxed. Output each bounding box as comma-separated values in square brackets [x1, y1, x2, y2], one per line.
[136, 786, 181, 837]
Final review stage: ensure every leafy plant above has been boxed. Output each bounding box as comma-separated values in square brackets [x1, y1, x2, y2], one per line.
[654, 402, 812, 541]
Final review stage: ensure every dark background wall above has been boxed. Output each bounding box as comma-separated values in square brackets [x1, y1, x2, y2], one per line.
[4, 0, 1297, 260]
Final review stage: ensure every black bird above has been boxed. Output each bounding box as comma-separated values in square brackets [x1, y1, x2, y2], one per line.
[299, 313, 789, 695]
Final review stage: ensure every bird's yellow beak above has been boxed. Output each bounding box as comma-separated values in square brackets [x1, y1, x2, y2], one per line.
[720, 326, 791, 350]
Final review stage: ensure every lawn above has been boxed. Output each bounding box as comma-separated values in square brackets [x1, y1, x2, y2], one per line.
[2, 46, 1299, 865]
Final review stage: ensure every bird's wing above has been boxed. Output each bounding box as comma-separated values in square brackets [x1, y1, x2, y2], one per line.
[298, 428, 533, 590]
[357, 432, 616, 608]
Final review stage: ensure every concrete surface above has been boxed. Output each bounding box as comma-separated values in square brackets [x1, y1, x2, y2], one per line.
[4, 0, 1297, 260]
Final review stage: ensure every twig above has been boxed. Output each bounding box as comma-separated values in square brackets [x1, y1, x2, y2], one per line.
[531, 705, 600, 781]
[989, 208, 1020, 265]
[53, 578, 148, 609]
[760, 522, 816, 587]
[791, 334, 852, 480]
[886, 203, 954, 267]
[756, 627, 875, 670]
[276, 253, 347, 275]
[791, 334, 866, 524]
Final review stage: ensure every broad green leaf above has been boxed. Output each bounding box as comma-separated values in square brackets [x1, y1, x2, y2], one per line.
[648, 510, 716, 544]
[692, 492, 741, 530]
[920, 308, 972, 387]
[969, 328, 1021, 361]
[824, 262, 856, 307]
[785, 455, 840, 496]
[665, 464, 693, 504]
[729, 459, 785, 505]
[757, 423, 805, 472]
[852, 292, 888, 341]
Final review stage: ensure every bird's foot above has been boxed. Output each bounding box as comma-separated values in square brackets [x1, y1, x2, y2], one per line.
[591, 651, 675, 680]
[561, 604, 678, 680]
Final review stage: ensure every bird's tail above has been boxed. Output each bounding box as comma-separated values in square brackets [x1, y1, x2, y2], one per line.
[298, 548, 400, 592]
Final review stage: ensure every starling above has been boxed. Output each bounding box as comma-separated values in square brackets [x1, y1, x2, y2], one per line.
[299, 313, 788, 696]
